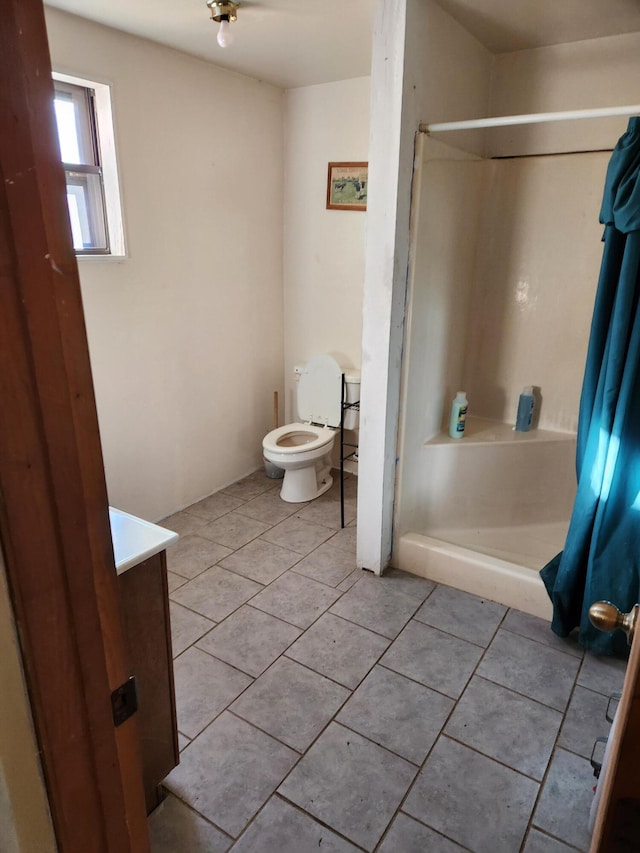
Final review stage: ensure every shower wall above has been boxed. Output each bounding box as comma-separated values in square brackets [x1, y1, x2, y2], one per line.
[463, 152, 608, 432]
[403, 138, 485, 442]
[387, 15, 640, 596]
[395, 142, 608, 538]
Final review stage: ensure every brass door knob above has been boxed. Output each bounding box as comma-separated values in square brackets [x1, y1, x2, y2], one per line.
[589, 601, 639, 645]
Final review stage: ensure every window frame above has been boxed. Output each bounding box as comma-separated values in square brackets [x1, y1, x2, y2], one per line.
[52, 72, 126, 259]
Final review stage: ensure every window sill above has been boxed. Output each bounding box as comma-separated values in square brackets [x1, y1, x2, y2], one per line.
[76, 253, 127, 263]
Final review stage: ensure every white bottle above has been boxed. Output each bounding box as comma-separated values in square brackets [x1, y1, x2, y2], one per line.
[449, 391, 468, 439]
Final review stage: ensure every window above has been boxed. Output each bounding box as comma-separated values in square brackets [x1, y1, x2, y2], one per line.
[52, 74, 125, 257]
[54, 81, 107, 253]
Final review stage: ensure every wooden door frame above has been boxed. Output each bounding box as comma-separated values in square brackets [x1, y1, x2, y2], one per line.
[589, 624, 640, 851]
[0, 2, 149, 850]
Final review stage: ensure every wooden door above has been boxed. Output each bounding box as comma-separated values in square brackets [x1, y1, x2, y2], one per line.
[589, 605, 640, 852]
[0, 1, 149, 850]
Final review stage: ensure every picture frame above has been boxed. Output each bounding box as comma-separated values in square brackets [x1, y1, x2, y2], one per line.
[326, 162, 368, 211]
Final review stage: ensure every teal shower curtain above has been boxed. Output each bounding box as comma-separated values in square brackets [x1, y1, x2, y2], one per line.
[541, 117, 640, 657]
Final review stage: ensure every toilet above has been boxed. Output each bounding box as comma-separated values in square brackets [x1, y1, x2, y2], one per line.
[262, 354, 360, 503]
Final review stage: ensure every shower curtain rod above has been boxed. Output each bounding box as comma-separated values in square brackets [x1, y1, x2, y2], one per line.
[419, 104, 640, 134]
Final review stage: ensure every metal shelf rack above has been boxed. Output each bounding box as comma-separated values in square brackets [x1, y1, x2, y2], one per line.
[340, 373, 359, 529]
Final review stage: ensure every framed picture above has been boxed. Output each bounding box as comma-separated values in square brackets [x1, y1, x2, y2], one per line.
[326, 162, 368, 211]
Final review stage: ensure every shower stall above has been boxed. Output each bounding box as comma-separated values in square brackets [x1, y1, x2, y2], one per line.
[392, 112, 633, 618]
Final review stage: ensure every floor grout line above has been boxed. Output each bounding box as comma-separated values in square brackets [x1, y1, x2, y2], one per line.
[154, 470, 626, 853]
[155, 790, 236, 844]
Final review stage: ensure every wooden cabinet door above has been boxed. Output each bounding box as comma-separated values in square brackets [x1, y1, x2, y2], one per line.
[119, 553, 179, 813]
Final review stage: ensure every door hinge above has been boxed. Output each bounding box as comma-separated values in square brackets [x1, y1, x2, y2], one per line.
[111, 675, 138, 727]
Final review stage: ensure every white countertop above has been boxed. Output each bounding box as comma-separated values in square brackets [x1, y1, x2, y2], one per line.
[109, 507, 179, 574]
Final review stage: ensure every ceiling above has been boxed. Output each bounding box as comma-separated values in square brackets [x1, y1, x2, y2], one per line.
[45, 0, 640, 90]
[45, 0, 376, 90]
[435, 0, 640, 53]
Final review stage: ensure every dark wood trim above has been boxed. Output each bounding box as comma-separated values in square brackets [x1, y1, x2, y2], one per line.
[0, 2, 148, 850]
[590, 630, 640, 852]
[160, 549, 181, 766]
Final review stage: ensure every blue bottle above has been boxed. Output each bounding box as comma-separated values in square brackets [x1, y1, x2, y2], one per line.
[515, 386, 534, 431]
[449, 391, 468, 439]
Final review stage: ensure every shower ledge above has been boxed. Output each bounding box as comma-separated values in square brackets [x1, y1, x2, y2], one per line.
[426, 416, 576, 446]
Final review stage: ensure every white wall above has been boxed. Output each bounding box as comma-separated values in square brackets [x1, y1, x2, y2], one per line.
[488, 32, 640, 156]
[357, 0, 492, 572]
[283, 77, 370, 423]
[45, 8, 285, 522]
[0, 550, 56, 853]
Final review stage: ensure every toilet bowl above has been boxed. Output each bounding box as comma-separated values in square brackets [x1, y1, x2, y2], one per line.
[263, 423, 335, 502]
[262, 354, 360, 503]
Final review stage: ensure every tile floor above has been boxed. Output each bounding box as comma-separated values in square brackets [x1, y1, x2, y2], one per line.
[148, 469, 627, 853]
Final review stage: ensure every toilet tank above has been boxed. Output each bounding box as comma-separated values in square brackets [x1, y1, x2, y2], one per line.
[295, 357, 360, 429]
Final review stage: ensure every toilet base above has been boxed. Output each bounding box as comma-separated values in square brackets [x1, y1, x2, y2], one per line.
[279, 462, 333, 503]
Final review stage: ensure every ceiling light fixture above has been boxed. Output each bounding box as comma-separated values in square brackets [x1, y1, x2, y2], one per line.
[207, 1, 239, 49]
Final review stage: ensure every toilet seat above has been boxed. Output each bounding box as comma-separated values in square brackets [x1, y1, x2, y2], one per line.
[262, 422, 334, 455]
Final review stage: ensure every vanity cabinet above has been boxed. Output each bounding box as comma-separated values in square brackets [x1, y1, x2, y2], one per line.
[118, 550, 178, 813]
